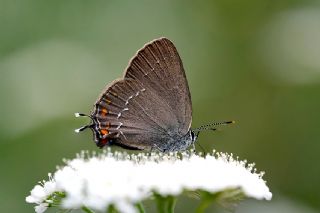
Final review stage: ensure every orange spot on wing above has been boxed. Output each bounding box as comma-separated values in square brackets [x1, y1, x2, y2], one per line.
[101, 108, 108, 116]
[101, 129, 109, 135]
[106, 99, 111, 104]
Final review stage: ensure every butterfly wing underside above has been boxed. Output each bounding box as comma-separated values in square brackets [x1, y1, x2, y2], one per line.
[91, 38, 192, 150]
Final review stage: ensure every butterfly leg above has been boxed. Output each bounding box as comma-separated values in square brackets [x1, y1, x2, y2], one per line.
[152, 144, 165, 152]
[191, 143, 196, 151]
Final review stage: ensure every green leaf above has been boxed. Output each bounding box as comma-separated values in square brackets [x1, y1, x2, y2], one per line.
[81, 206, 95, 213]
[196, 188, 246, 213]
[135, 202, 146, 213]
[154, 194, 177, 213]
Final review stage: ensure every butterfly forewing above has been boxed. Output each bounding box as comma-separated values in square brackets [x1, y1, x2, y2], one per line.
[91, 38, 192, 150]
[124, 38, 192, 134]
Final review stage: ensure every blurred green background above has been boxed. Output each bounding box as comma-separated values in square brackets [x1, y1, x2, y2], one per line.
[1, 0, 320, 212]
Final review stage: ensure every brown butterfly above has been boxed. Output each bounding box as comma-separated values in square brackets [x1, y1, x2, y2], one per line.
[75, 38, 233, 152]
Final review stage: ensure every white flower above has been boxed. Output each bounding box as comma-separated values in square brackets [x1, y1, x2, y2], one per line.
[26, 174, 57, 213]
[34, 203, 49, 213]
[26, 149, 272, 213]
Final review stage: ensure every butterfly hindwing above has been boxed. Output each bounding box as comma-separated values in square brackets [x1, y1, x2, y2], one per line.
[93, 78, 178, 150]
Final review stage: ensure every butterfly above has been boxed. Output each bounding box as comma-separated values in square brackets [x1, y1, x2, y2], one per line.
[75, 37, 233, 152]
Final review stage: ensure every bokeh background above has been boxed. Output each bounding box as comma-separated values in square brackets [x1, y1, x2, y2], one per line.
[1, 0, 319, 212]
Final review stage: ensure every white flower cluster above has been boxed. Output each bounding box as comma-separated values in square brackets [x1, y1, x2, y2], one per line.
[26, 149, 272, 213]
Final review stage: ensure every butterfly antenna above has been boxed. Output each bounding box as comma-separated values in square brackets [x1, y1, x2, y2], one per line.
[194, 120, 235, 132]
[74, 112, 94, 133]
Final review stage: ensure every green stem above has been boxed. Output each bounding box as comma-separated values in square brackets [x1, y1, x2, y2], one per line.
[167, 196, 177, 213]
[196, 199, 212, 213]
[135, 202, 146, 213]
[155, 194, 177, 213]
[81, 206, 95, 213]
[107, 205, 119, 213]
[155, 195, 166, 213]
[195, 192, 220, 213]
